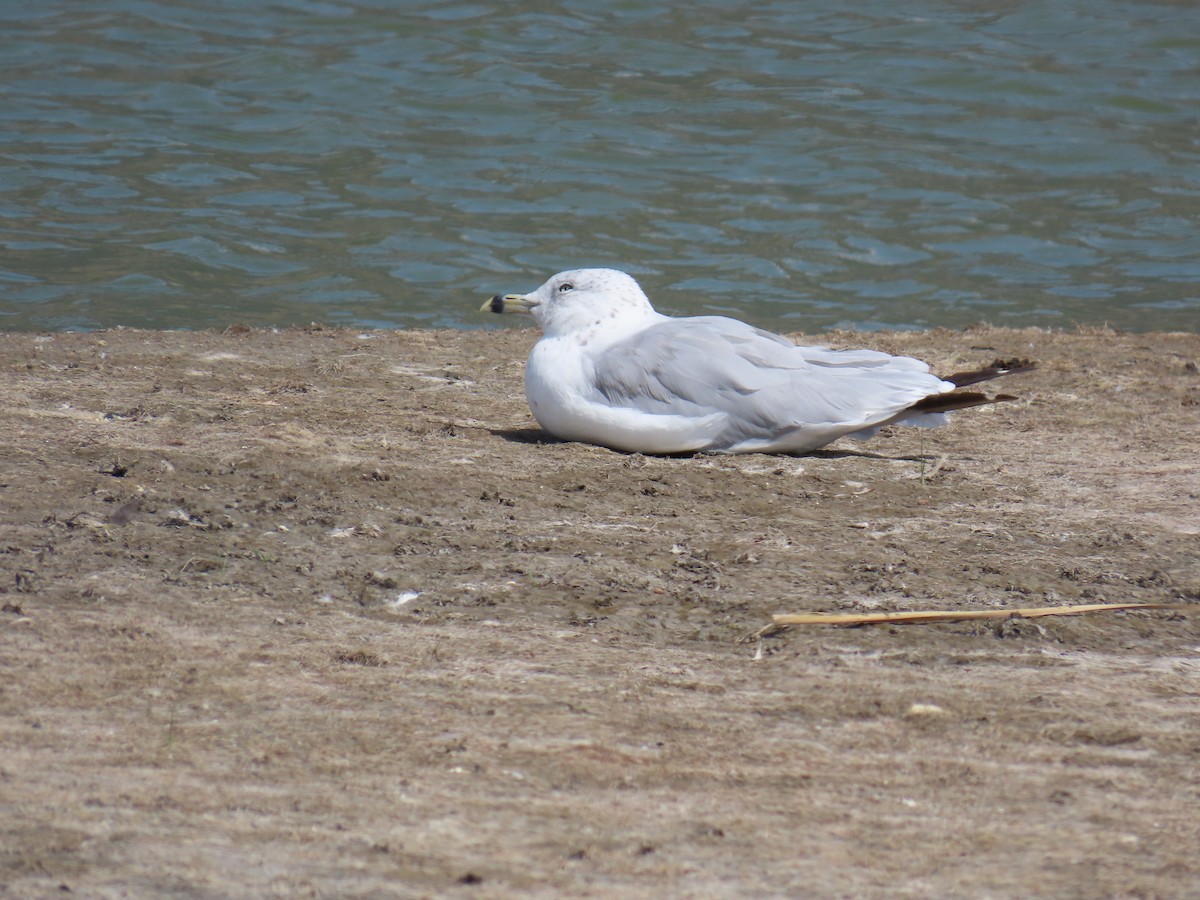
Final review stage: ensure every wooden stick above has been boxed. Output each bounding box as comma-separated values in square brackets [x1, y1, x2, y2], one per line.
[771, 602, 1196, 627]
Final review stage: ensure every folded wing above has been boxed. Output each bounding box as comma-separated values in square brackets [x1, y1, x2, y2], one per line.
[589, 317, 957, 451]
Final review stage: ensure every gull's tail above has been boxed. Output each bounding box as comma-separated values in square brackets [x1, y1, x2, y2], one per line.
[843, 356, 1036, 443]
[903, 357, 1036, 418]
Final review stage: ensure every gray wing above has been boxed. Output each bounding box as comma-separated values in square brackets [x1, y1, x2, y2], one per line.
[590, 316, 948, 442]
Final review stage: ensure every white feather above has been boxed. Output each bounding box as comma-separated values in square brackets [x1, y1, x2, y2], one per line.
[505, 268, 958, 454]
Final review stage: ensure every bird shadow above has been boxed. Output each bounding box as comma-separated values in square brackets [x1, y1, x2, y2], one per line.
[489, 428, 935, 463]
[805, 447, 933, 463]
[489, 427, 562, 445]
[488, 428, 697, 458]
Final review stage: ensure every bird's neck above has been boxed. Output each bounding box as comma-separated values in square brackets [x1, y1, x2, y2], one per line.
[542, 305, 665, 348]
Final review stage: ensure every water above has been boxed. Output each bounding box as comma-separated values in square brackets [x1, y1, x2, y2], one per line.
[2, 1, 1199, 334]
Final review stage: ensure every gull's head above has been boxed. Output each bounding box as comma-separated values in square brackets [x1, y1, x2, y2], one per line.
[482, 268, 659, 340]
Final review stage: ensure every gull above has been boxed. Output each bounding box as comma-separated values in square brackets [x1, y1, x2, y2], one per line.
[483, 268, 1033, 455]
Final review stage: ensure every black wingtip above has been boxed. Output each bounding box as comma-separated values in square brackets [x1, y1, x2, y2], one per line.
[906, 390, 1026, 415]
[943, 357, 1037, 388]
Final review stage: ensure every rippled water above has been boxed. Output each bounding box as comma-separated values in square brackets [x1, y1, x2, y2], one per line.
[2, 1, 1198, 334]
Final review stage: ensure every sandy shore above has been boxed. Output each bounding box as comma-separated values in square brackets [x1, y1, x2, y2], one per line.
[2, 324, 1198, 897]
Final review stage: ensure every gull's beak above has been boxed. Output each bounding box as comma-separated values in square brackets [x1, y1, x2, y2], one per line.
[482, 293, 539, 315]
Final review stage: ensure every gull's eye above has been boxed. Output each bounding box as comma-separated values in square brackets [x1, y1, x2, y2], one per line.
[557, 282, 574, 293]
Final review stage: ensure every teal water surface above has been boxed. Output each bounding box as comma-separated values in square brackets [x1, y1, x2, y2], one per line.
[2, 1, 1199, 333]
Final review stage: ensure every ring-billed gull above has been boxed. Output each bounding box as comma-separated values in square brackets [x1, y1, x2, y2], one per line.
[483, 268, 1033, 455]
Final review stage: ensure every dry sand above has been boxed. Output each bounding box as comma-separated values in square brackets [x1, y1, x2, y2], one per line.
[2, 324, 1198, 898]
